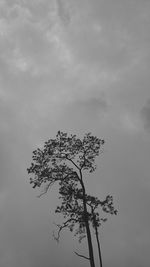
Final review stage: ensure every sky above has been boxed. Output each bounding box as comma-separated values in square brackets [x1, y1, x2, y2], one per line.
[0, 0, 150, 266]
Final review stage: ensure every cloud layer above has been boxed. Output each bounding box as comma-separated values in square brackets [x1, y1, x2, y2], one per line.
[0, 1, 150, 267]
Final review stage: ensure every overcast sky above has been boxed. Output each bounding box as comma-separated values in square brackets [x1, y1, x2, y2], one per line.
[0, 0, 150, 266]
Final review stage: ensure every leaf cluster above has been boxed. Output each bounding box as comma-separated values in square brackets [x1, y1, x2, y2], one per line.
[55, 177, 117, 242]
[27, 131, 117, 243]
[27, 131, 104, 188]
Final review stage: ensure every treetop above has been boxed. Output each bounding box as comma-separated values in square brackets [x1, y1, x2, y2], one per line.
[27, 131, 105, 189]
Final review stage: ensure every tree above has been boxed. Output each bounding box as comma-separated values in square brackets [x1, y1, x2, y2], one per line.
[27, 131, 117, 267]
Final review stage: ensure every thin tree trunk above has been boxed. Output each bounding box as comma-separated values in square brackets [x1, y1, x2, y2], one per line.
[79, 169, 95, 267]
[83, 198, 95, 267]
[95, 226, 103, 267]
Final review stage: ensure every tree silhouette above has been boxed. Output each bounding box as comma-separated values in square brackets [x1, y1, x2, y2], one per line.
[27, 131, 117, 267]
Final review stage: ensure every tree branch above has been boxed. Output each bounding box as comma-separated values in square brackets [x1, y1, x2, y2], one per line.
[86, 202, 97, 212]
[37, 180, 55, 198]
[74, 251, 90, 260]
[53, 218, 78, 242]
[66, 156, 80, 171]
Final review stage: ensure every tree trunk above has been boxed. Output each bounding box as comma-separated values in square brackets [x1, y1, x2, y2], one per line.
[95, 226, 103, 267]
[79, 170, 95, 267]
[83, 198, 95, 267]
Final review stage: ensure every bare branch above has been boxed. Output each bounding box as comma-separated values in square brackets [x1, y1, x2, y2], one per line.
[74, 251, 90, 260]
[37, 180, 55, 198]
[53, 218, 78, 242]
[52, 223, 63, 243]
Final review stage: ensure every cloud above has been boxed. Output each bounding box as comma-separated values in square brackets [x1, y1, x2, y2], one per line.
[56, 0, 71, 26]
[141, 99, 150, 131]
[0, 0, 148, 141]
[0, 1, 73, 77]
[0, 2, 150, 266]
[120, 112, 142, 134]
[68, 94, 108, 119]
[57, 1, 139, 73]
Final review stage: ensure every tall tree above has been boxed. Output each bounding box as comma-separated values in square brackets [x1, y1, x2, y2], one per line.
[27, 131, 117, 267]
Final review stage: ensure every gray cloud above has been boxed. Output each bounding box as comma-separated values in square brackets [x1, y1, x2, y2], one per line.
[141, 99, 150, 130]
[56, 0, 71, 26]
[0, 1, 150, 267]
[69, 94, 108, 120]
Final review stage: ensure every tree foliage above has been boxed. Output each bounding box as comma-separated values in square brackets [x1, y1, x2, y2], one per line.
[27, 131, 117, 267]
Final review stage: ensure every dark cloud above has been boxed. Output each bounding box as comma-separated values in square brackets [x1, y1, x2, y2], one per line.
[56, 0, 71, 26]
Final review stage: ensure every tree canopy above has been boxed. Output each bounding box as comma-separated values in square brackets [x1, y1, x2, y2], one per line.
[27, 131, 117, 267]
